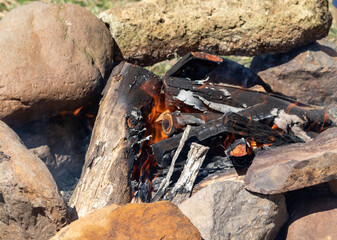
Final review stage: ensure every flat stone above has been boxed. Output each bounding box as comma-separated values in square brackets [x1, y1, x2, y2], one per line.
[51, 201, 201, 240]
[0, 120, 68, 240]
[244, 127, 337, 194]
[286, 197, 337, 240]
[250, 40, 337, 109]
[99, 0, 331, 66]
[179, 178, 287, 240]
[0, 2, 114, 127]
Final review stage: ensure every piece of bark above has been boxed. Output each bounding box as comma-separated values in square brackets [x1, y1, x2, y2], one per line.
[151, 125, 191, 202]
[152, 112, 302, 167]
[165, 143, 209, 204]
[98, 0, 331, 66]
[70, 62, 162, 218]
[244, 127, 337, 194]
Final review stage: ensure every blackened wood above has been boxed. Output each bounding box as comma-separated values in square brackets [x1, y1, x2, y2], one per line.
[152, 112, 302, 167]
[162, 112, 223, 136]
[165, 143, 209, 205]
[71, 62, 162, 217]
[151, 125, 191, 202]
[164, 77, 333, 131]
[165, 52, 269, 91]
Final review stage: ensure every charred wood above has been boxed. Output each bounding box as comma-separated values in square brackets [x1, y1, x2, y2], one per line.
[165, 143, 209, 205]
[151, 125, 191, 202]
[164, 77, 333, 132]
[165, 52, 270, 91]
[71, 62, 162, 217]
[152, 112, 302, 167]
[161, 111, 222, 136]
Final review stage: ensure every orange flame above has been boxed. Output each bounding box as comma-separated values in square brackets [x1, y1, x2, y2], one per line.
[73, 106, 83, 117]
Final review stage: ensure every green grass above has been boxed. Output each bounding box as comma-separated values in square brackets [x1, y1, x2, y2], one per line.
[0, 0, 138, 16]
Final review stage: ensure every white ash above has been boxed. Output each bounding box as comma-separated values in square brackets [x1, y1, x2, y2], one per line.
[271, 108, 312, 142]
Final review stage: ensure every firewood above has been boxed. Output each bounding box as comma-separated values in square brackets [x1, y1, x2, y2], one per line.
[71, 62, 162, 217]
[151, 112, 302, 167]
[165, 142, 209, 204]
[161, 111, 222, 136]
[151, 125, 192, 202]
[164, 76, 333, 132]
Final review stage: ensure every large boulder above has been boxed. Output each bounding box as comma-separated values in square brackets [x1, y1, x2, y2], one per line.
[0, 120, 69, 240]
[51, 201, 201, 240]
[99, 0, 331, 66]
[245, 127, 337, 194]
[0, 2, 114, 127]
[179, 178, 288, 240]
[250, 40, 337, 109]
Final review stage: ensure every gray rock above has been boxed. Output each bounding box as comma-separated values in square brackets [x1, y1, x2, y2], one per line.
[0, 120, 68, 240]
[99, 0, 331, 66]
[0, 2, 114, 127]
[244, 127, 337, 194]
[250, 40, 337, 109]
[179, 180, 287, 240]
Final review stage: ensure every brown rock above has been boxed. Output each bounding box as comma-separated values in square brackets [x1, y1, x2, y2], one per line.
[51, 201, 201, 240]
[99, 0, 331, 66]
[179, 176, 288, 240]
[286, 197, 337, 240]
[0, 2, 114, 127]
[250, 40, 337, 109]
[244, 127, 337, 194]
[0, 120, 68, 240]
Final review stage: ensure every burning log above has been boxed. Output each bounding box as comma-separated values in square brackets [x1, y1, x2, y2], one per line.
[152, 112, 302, 167]
[164, 76, 332, 133]
[160, 111, 222, 136]
[70, 62, 162, 217]
[165, 142, 209, 205]
[163, 52, 333, 137]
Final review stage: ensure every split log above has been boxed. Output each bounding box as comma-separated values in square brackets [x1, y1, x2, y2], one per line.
[151, 125, 191, 202]
[70, 62, 162, 218]
[152, 112, 302, 167]
[164, 76, 333, 132]
[165, 143, 209, 205]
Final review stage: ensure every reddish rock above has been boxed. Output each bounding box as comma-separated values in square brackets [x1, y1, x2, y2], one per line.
[0, 2, 114, 127]
[250, 40, 337, 109]
[286, 197, 337, 240]
[0, 120, 69, 240]
[51, 201, 201, 240]
[245, 127, 337, 194]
